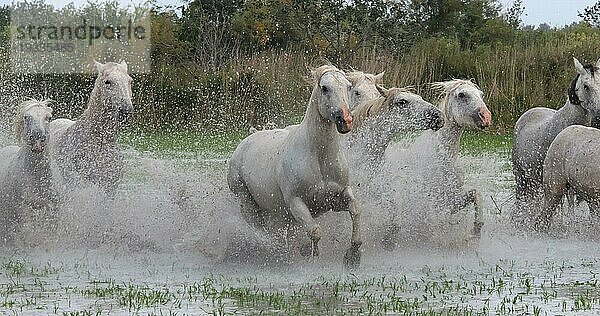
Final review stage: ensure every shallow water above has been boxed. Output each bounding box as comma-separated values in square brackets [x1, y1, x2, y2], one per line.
[1, 133, 600, 315]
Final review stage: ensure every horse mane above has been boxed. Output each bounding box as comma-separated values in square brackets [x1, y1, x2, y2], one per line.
[352, 87, 413, 130]
[430, 79, 481, 114]
[310, 65, 344, 84]
[345, 71, 381, 86]
[14, 98, 52, 144]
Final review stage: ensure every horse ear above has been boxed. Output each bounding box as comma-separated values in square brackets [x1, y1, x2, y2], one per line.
[376, 84, 388, 96]
[120, 60, 128, 72]
[373, 71, 385, 83]
[94, 60, 104, 72]
[574, 57, 587, 76]
[596, 57, 600, 69]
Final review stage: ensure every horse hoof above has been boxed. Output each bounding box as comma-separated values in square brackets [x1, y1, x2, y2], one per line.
[343, 244, 361, 270]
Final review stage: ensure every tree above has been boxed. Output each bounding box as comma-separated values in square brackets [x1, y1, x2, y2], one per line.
[504, 0, 524, 28]
[579, 1, 600, 27]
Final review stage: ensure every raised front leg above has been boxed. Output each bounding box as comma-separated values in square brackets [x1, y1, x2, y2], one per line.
[342, 187, 362, 270]
[289, 197, 321, 257]
[469, 190, 484, 238]
[450, 189, 484, 239]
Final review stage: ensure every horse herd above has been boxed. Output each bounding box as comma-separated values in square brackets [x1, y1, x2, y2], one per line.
[0, 58, 598, 269]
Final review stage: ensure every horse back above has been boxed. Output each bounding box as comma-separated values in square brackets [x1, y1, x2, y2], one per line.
[48, 118, 75, 150]
[513, 107, 557, 169]
[553, 126, 600, 195]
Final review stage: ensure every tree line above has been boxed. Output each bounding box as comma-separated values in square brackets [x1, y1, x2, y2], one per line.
[1, 0, 600, 133]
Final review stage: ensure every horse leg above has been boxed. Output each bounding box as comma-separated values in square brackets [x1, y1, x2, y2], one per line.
[469, 190, 484, 238]
[449, 189, 484, 238]
[229, 176, 266, 230]
[535, 174, 566, 232]
[341, 187, 362, 270]
[288, 197, 321, 257]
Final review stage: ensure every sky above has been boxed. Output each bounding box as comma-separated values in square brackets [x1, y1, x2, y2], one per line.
[2, 0, 599, 28]
[499, 0, 598, 27]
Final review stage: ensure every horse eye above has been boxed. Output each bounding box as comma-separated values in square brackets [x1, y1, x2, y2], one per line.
[397, 99, 408, 106]
[458, 92, 465, 98]
[105, 80, 112, 85]
[321, 86, 329, 93]
[354, 91, 361, 96]
[584, 84, 590, 90]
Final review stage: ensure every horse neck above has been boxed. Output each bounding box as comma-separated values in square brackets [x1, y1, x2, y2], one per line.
[77, 87, 119, 143]
[436, 116, 463, 161]
[352, 114, 395, 159]
[18, 147, 52, 188]
[299, 90, 341, 157]
[552, 100, 589, 128]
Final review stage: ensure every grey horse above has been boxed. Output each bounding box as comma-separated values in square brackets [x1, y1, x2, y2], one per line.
[49, 61, 133, 196]
[227, 65, 362, 269]
[512, 58, 600, 226]
[0, 100, 56, 244]
[539, 125, 600, 230]
[346, 87, 444, 168]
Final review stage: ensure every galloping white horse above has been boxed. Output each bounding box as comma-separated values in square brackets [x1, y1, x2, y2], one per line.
[0, 99, 56, 244]
[227, 65, 362, 269]
[49, 61, 133, 195]
[380, 79, 491, 249]
[512, 58, 600, 226]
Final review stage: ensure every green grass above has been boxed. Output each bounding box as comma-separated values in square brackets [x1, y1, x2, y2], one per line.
[2, 256, 600, 315]
[119, 129, 513, 158]
[460, 132, 512, 156]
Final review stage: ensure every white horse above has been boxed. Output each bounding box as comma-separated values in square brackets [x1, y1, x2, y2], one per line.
[347, 87, 444, 167]
[227, 65, 362, 269]
[512, 58, 600, 225]
[539, 125, 600, 230]
[380, 79, 491, 249]
[346, 71, 385, 110]
[0, 99, 56, 244]
[49, 61, 133, 195]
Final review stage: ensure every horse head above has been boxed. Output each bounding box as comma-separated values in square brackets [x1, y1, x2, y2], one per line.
[15, 99, 53, 153]
[93, 60, 134, 125]
[313, 66, 353, 134]
[347, 71, 385, 110]
[570, 57, 600, 125]
[377, 87, 444, 132]
[432, 79, 491, 130]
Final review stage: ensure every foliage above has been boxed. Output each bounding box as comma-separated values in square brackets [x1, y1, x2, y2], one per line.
[2, 0, 600, 132]
[579, 1, 600, 27]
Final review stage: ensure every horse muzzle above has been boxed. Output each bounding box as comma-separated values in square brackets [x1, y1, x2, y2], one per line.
[29, 133, 47, 153]
[334, 109, 353, 134]
[474, 107, 492, 129]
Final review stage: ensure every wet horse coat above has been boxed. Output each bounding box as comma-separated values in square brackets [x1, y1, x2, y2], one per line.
[227, 66, 362, 269]
[49, 61, 133, 195]
[512, 58, 600, 226]
[539, 125, 600, 230]
[0, 100, 56, 243]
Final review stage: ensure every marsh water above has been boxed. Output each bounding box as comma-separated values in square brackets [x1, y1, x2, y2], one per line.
[1, 131, 600, 315]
